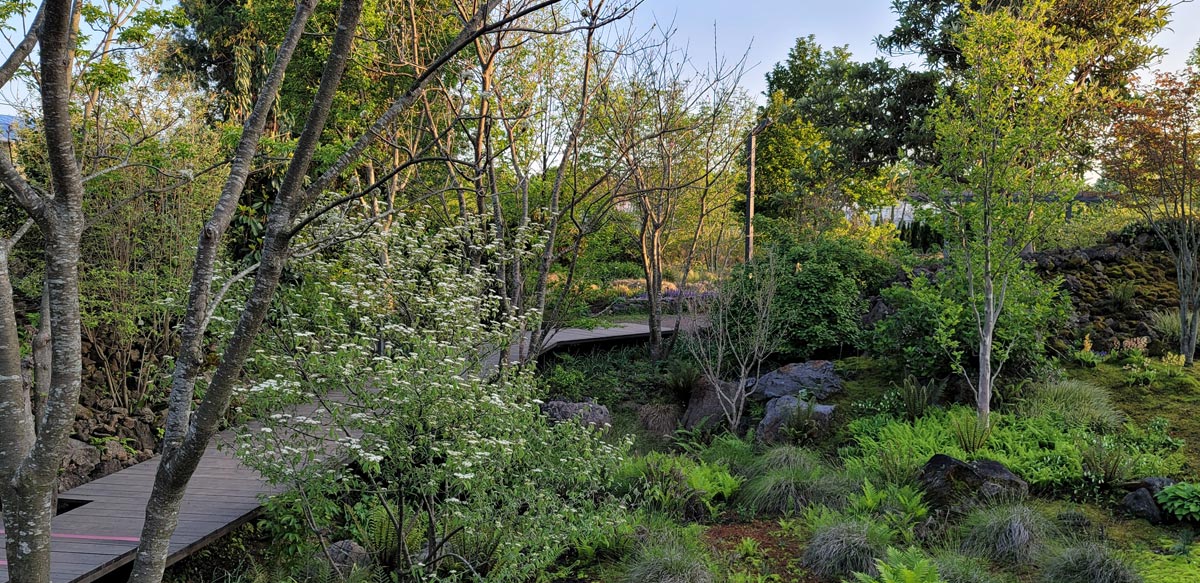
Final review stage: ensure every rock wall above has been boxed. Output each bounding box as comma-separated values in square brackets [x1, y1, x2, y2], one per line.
[1032, 232, 1179, 353]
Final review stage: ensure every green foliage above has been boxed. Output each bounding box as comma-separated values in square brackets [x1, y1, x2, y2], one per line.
[1133, 544, 1200, 583]
[763, 34, 938, 212]
[760, 235, 901, 359]
[1039, 203, 1141, 250]
[841, 407, 1187, 496]
[543, 347, 673, 405]
[957, 504, 1046, 565]
[894, 375, 944, 421]
[801, 518, 893, 582]
[235, 219, 628, 581]
[842, 481, 930, 545]
[873, 266, 1068, 381]
[933, 551, 1016, 583]
[950, 415, 991, 455]
[620, 528, 715, 583]
[1156, 483, 1200, 522]
[691, 433, 759, 477]
[769, 258, 865, 359]
[853, 547, 945, 583]
[1080, 436, 1136, 486]
[1039, 544, 1143, 583]
[1019, 380, 1124, 432]
[615, 452, 740, 521]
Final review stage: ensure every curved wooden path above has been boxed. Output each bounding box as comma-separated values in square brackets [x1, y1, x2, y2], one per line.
[0, 318, 683, 583]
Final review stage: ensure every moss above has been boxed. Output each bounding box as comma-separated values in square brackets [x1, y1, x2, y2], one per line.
[1133, 546, 1200, 583]
[833, 356, 899, 408]
[1068, 363, 1200, 463]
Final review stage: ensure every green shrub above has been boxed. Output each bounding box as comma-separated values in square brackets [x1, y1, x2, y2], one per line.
[801, 518, 893, 582]
[958, 504, 1046, 565]
[872, 277, 964, 379]
[844, 481, 930, 544]
[853, 547, 944, 583]
[771, 259, 866, 358]
[692, 433, 758, 477]
[950, 414, 991, 454]
[894, 375, 944, 421]
[749, 446, 827, 477]
[842, 408, 1186, 497]
[1019, 380, 1124, 432]
[1039, 543, 1143, 583]
[873, 265, 1068, 380]
[621, 529, 715, 583]
[1081, 436, 1135, 486]
[1156, 482, 1200, 522]
[1111, 279, 1138, 308]
[544, 347, 664, 404]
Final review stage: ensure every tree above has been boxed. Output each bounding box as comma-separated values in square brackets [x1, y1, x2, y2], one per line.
[602, 31, 747, 358]
[684, 257, 780, 432]
[877, 0, 1171, 89]
[1103, 69, 1200, 364]
[923, 0, 1087, 428]
[754, 36, 937, 237]
[0, 1, 587, 582]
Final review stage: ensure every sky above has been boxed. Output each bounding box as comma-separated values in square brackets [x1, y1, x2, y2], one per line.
[1, 1, 1198, 114]
[630, 0, 1200, 103]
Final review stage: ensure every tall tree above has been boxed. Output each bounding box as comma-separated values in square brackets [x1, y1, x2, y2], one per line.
[1103, 68, 1200, 364]
[877, 0, 1171, 89]
[755, 36, 937, 235]
[924, 0, 1087, 428]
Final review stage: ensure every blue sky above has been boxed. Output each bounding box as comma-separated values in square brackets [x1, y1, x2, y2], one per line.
[632, 0, 1200, 102]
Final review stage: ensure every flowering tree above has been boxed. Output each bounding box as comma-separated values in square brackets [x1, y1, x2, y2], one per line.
[233, 218, 626, 579]
[0, 1, 608, 581]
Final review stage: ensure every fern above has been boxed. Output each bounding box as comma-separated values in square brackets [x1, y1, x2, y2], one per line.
[854, 547, 945, 583]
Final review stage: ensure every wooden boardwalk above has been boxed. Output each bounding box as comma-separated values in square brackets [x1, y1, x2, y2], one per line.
[0, 319, 675, 582]
[485, 316, 690, 371]
[0, 431, 282, 583]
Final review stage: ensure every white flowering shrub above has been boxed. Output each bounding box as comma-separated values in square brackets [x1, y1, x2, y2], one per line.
[233, 217, 630, 580]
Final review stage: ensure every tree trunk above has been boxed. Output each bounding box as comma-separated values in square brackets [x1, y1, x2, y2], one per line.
[0, 481, 56, 583]
[32, 285, 51, 430]
[127, 0, 356, 580]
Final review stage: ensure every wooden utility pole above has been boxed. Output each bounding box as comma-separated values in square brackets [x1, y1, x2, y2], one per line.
[746, 117, 772, 263]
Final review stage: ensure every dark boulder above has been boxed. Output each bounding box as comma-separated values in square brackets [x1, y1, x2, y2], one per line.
[542, 400, 612, 429]
[918, 454, 1028, 509]
[754, 361, 843, 401]
[1121, 488, 1164, 525]
[756, 396, 834, 444]
[318, 540, 372, 576]
[1120, 477, 1176, 496]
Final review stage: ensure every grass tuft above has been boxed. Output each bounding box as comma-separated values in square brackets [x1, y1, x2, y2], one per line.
[1039, 543, 1143, 583]
[958, 503, 1046, 566]
[800, 518, 892, 582]
[1019, 379, 1124, 432]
